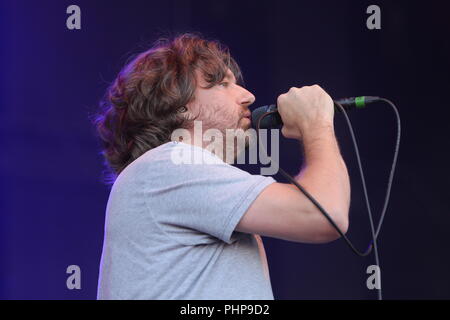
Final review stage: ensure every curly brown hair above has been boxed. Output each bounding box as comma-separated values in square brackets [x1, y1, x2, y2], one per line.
[91, 32, 244, 185]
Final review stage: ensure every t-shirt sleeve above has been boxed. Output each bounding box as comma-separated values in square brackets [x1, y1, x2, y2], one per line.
[145, 142, 277, 245]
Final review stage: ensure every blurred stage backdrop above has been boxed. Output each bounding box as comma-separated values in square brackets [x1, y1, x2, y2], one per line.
[1, 0, 449, 299]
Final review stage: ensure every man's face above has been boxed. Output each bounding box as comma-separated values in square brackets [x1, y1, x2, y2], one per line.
[184, 68, 256, 162]
[187, 68, 255, 133]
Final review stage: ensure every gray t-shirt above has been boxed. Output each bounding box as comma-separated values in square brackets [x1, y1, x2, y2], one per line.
[97, 141, 276, 299]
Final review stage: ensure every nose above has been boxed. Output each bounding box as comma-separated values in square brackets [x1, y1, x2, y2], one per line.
[239, 87, 256, 108]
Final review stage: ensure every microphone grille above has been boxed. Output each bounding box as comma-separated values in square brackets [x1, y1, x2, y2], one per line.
[251, 104, 282, 129]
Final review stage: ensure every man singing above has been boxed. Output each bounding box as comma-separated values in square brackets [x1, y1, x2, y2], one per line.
[93, 33, 350, 299]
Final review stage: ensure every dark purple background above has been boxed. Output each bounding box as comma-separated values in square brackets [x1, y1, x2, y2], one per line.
[1, 0, 449, 299]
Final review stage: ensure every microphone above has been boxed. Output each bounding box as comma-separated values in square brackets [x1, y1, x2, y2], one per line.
[251, 96, 381, 129]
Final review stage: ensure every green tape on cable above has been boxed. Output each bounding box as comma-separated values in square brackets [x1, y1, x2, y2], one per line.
[355, 96, 366, 108]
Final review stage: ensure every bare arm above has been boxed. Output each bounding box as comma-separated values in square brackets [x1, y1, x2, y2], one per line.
[292, 124, 350, 239]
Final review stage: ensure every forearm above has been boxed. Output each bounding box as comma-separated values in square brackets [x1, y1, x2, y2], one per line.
[295, 125, 351, 232]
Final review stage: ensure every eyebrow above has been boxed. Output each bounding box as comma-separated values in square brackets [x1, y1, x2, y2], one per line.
[224, 72, 237, 83]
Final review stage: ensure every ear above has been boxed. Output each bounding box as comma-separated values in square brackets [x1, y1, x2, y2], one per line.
[182, 101, 202, 122]
[177, 106, 188, 113]
[177, 103, 198, 127]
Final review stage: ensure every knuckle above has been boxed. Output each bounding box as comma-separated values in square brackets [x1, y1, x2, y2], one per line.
[312, 85, 322, 92]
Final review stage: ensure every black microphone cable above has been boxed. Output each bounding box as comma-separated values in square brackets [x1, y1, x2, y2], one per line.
[254, 97, 401, 301]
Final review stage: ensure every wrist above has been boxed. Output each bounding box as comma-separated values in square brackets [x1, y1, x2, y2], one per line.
[301, 125, 340, 162]
[300, 123, 335, 145]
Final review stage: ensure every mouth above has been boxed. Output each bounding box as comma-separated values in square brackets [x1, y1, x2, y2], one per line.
[242, 113, 252, 129]
[240, 111, 252, 129]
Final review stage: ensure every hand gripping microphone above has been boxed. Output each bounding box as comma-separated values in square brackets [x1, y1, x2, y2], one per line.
[251, 96, 381, 129]
[249, 94, 401, 302]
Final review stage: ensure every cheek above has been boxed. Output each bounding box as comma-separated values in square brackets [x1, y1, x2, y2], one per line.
[189, 91, 239, 128]
[220, 105, 241, 125]
[190, 102, 232, 129]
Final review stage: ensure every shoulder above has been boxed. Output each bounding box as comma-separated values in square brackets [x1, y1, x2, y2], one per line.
[115, 141, 249, 185]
